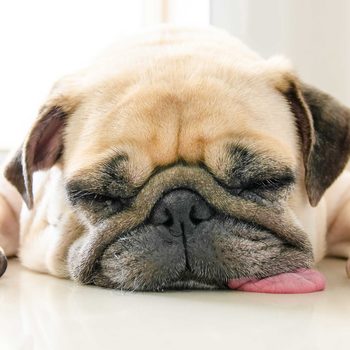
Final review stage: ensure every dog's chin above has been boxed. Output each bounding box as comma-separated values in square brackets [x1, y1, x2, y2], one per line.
[92, 269, 224, 291]
[161, 280, 221, 291]
[160, 269, 227, 290]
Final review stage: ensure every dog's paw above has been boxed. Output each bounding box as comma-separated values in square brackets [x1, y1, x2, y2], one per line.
[0, 192, 18, 278]
[0, 193, 19, 257]
[0, 247, 7, 277]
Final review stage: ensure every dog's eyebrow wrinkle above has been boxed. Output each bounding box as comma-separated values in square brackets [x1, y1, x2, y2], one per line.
[99, 154, 129, 180]
[66, 154, 135, 200]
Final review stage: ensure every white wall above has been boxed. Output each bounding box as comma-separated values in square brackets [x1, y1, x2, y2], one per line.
[211, 0, 350, 105]
[1, 1, 349, 150]
[0, 0, 210, 150]
[0, 0, 146, 149]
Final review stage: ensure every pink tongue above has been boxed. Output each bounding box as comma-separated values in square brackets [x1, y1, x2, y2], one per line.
[227, 269, 325, 294]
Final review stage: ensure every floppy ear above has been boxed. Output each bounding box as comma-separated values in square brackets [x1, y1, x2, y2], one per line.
[285, 80, 350, 206]
[4, 94, 78, 209]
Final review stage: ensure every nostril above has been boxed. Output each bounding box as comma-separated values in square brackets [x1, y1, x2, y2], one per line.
[189, 205, 211, 225]
[189, 206, 202, 225]
[163, 208, 174, 227]
[150, 205, 174, 226]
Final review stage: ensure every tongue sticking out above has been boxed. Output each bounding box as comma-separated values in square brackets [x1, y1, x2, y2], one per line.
[227, 269, 325, 294]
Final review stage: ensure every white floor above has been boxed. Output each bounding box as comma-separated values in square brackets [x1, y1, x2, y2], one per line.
[1, 258, 350, 350]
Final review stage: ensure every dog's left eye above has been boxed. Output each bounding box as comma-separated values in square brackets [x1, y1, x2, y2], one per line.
[228, 175, 295, 202]
[244, 176, 293, 191]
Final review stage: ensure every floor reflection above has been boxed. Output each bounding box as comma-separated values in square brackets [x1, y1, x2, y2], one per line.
[1, 258, 349, 350]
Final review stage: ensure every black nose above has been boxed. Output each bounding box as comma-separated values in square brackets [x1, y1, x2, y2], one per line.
[149, 189, 213, 236]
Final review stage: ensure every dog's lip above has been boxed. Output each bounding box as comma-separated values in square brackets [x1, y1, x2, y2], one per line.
[161, 269, 227, 290]
[163, 279, 222, 290]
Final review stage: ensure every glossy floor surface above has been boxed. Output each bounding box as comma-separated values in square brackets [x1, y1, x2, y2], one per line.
[1, 258, 350, 350]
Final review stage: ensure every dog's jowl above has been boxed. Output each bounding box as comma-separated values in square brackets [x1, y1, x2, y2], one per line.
[1, 26, 350, 293]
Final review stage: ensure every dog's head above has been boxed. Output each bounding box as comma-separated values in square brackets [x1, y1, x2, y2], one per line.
[5, 28, 350, 290]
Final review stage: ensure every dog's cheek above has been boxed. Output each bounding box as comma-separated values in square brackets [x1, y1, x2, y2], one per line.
[197, 218, 309, 280]
[213, 237, 282, 279]
[185, 218, 278, 279]
[67, 234, 88, 282]
[92, 226, 186, 290]
[215, 233, 312, 280]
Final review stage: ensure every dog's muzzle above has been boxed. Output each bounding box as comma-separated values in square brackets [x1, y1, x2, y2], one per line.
[68, 166, 315, 291]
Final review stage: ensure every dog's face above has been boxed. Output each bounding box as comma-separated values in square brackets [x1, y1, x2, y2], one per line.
[5, 28, 350, 290]
[63, 76, 312, 290]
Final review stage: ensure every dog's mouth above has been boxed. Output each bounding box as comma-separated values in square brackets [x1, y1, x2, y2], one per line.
[91, 218, 324, 294]
[160, 269, 327, 293]
[135, 269, 326, 293]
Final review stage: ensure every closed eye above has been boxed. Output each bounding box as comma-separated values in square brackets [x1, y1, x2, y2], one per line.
[225, 173, 296, 203]
[66, 186, 133, 214]
[243, 174, 296, 191]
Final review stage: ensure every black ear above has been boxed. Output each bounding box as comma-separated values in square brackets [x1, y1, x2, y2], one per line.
[4, 98, 76, 209]
[286, 81, 350, 206]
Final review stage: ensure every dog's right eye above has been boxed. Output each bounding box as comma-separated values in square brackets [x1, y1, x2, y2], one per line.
[87, 193, 124, 212]
[67, 188, 131, 213]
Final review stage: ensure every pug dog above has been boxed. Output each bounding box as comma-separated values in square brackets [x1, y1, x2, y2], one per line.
[1, 26, 350, 293]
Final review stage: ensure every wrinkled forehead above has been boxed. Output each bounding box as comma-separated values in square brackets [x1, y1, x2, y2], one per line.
[63, 73, 299, 179]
